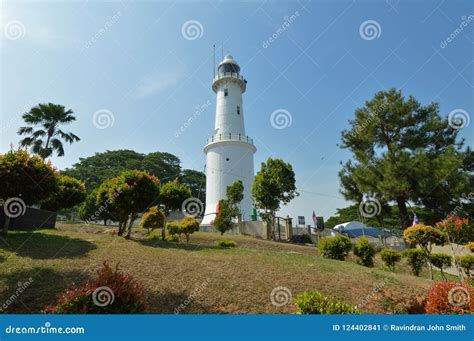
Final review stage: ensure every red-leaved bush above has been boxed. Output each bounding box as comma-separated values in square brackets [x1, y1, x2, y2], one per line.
[45, 262, 147, 314]
[425, 281, 473, 314]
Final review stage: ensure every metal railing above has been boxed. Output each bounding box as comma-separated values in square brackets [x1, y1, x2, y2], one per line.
[213, 72, 246, 83]
[206, 133, 254, 145]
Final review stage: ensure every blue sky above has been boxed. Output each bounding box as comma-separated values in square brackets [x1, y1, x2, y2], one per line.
[1, 0, 473, 224]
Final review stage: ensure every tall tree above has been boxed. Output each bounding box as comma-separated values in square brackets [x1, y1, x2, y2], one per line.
[339, 89, 471, 229]
[159, 181, 192, 239]
[252, 158, 298, 234]
[214, 180, 244, 235]
[18, 103, 80, 159]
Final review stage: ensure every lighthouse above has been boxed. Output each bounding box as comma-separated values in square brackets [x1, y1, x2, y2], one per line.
[201, 54, 256, 226]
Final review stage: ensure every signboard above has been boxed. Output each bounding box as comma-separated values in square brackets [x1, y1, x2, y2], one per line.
[297, 216, 305, 226]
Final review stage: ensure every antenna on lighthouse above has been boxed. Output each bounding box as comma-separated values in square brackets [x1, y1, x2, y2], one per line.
[213, 44, 216, 78]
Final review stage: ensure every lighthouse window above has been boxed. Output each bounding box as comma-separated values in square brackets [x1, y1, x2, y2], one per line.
[237, 106, 240, 115]
[226, 158, 230, 161]
[224, 89, 228, 96]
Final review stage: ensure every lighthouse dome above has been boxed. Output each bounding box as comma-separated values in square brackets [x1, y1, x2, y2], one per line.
[218, 54, 240, 74]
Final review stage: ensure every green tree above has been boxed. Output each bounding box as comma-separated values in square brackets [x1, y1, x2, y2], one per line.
[79, 190, 115, 225]
[214, 180, 244, 235]
[159, 181, 192, 239]
[0, 150, 58, 233]
[140, 206, 165, 234]
[403, 224, 446, 279]
[429, 253, 452, 280]
[96, 170, 160, 238]
[179, 216, 200, 243]
[339, 89, 471, 229]
[18, 103, 80, 159]
[252, 158, 298, 235]
[41, 175, 86, 212]
[380, 249, 401, 271]
[180, 169, 206, 204]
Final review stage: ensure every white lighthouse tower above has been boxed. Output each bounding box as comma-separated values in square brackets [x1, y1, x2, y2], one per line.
[201, 54, 256, 226]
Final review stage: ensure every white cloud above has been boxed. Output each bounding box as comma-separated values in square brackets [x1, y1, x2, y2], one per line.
[133, 75, 180, 99]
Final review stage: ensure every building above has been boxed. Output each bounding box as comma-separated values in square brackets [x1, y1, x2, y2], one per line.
[201, 54, 256, 225]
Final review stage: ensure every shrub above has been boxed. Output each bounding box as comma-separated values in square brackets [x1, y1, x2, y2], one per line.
[166, 218, 199, 243]
[294, 290, 359, 314]
[429, 253, 452, 279]
[141, 206, 165, 234]
[217, 240, 237, 248]
[166, 221, 181, 236]
[425, 281, 473, 314]
[353, 237, 376, 267]
[290, 234, 313, 244]
[146, 230, 162, 241]
[45, 262, 146, 314]
[318, 235, 352, 260]
[41, 175, 86, 212]
[380, 249, 401, 271]
[467, 242, 474, 253]
[165, 234, 180, 243]
[456, 255, 474, 278]
[402, 249, 426, 276]
[179, 217, 200, 243]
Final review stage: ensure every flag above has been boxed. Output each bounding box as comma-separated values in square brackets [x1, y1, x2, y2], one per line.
[412, 214, 419, 226]
[312, 210, 317, 226]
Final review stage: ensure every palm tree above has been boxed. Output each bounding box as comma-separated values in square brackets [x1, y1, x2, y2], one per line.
[18, 103, 80, 159]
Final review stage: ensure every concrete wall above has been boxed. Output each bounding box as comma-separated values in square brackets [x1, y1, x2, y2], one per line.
[0, 207, 57, 230]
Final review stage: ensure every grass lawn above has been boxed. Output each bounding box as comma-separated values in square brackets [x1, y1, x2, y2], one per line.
[0, 222, 443, 314]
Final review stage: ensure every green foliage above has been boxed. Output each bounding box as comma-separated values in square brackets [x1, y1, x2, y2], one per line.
[252, 158, 298, 223]
[339, 88, 472, 229]
[160, 181, 192, 214]
[353, 237, 376, 267]
[226, 180, 244, 206]
[18, 103, 80, 159]
[436, 216, 471, 244]
[96, 170, 160, 237]
[456, 254, 474, 277]
[429, 253, 452, 279]
[213, 199, 238, 235]
[402, 249, 426, 276]
[467, 242, 474, 252]
[380, 249, 401, 271]
[165, 234, 180, 243]
[179, 169, 206, 204]
[166, 221, 181, 236]
[179, 217, 200, 243]
[140, 206, 165, 233]
[294, 290, 359, 314]
[217, 239, 237, 248]
[318, 235, 352, 261]
[403, 225, 446, 249]
[165, 217, 199, 242]
[146, 230, 162, 241]
[62, 150, 204, 192]
[0, 149, 58, 206]
[79, 189, 114, 225]
[45, 262, 146, 314]
[41, 175, 86, 211]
